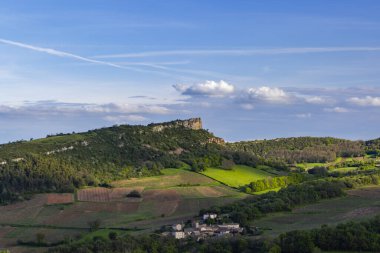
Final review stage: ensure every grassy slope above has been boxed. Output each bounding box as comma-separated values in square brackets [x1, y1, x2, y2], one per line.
[0, 133, 87, 158]
[331, 167, 358, 172]
[201, 165, 273, 188]
[253, 187, 281, 195]
[296, 162, 326, 170]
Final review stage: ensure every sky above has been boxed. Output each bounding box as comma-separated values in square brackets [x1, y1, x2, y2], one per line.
[1, 0, 380, 143]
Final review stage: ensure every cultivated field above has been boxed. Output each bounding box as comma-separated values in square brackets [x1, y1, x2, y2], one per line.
[254, 185, 380, 237]
[201, 165, 273, 188]
[112, 168, 218, 189]
[46, 193, 74, 205]
[0, 168, 246, 253]
[77, 187, 143, 202]
[174, 185, 242, 198]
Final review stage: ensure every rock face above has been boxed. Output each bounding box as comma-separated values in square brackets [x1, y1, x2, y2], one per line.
[207, 137, 225, 145]
[149, 118, 203, 132]
[178, 118, 203, 130]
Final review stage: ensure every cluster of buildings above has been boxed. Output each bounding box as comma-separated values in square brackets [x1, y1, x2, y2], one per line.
[163, 213, 243, 240]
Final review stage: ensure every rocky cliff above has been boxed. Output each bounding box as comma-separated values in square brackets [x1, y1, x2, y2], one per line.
[149, 118, 203, 132]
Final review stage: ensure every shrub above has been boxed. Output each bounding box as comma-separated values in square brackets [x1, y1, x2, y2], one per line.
[126, 190, 141, 198]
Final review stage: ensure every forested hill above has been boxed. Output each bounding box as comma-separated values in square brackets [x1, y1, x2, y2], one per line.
[0, 118, 225, 203]
[0, 118, 223, 174]
[228, 137, 376, 164]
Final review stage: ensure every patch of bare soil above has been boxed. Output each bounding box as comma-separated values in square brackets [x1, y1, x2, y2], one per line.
[347, 187, 380, 198]
[46, 193, 74, 205]
[342, 207, 380, 219]
[195, 186, 225, 197]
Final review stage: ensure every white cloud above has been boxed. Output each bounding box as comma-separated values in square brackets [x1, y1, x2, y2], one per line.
[296, 113, 312, 118]
[324, 107, 350, 113]
[104, 115, 147, 124]
[305, 96, 328, 104]
[199, 102, 212, 107]
[83, 103, 171, 115]
[173, 80, 235, 97]
[348, 96, 380, 107]
[247, 86, 291, 104]
[241, 103, 255, 110]
[0, 101, 172, 116]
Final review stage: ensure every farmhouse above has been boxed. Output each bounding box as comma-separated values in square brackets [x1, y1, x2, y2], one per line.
[202, 213, 217, 220]
[172, 223, 183, 231]
[218, 224, 240, 230]
[172, 231, 185, 239]
[166, 219, 242, 240]
[216, 228, 230, 236]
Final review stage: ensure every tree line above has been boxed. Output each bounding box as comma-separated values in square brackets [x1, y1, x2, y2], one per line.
[242, 173, 305, 193]
[278, 215, 380, 253]
[202, 172, 380, 226]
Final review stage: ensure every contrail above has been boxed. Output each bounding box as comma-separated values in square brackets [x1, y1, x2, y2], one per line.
[0, 38, 240, 79]
[0, 38, 144, 72]
[94, 47, 380, 59]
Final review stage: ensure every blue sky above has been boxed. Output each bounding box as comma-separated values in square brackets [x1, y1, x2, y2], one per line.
[1, 0, 380, 143]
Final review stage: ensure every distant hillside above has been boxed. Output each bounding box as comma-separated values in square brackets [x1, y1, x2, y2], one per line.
[0, 118, 225, 203]
[366, 138, 380, 155]
[0, 118, 378, 205]
[228, 137, 367, 164]
[0, 118, 219, 166]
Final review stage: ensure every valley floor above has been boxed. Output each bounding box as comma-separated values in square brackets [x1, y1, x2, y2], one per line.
[0, 169, 246, 253]
[2, 167, 380, 253]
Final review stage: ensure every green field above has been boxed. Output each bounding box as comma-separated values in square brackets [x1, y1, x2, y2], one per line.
[253, 187, 281, 195]
[296, 162, 327, 170]
[295, 156, 375, 171]
[331, 167, 358, 173]
[201, 165, 273, 188]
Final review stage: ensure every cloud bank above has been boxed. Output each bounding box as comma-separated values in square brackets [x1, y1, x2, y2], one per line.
[348, 96, 380, 106]
[246, 87, 291, 104]
[173, 80, 235, 97]
[324, 107, 350, 113]
[1, 84, 380, 144]
[0, 101, 172, 124]
[173, 80, 380, 116]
